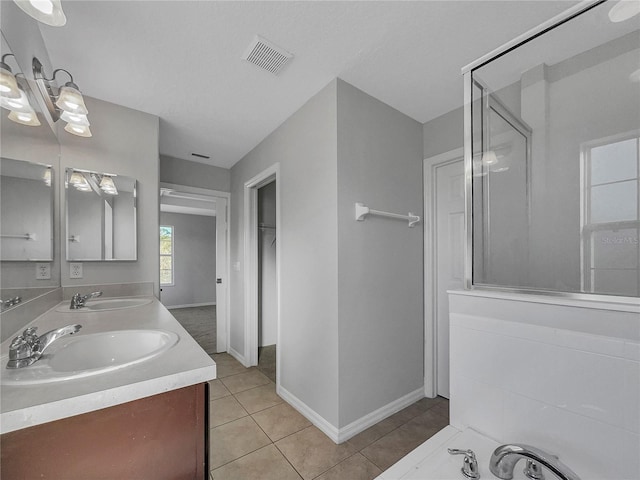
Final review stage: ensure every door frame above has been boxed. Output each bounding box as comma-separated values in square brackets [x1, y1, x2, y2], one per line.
[243, 163, 280, 372]
[423, 148, 464, 398]
[159, 182, 231, 353]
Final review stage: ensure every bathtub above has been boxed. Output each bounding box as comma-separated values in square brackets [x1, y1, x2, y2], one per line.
[376, 426, 592, 480]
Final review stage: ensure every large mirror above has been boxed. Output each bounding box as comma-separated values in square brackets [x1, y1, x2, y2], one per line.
[0, 31, 60, 307]
[468, 1, 640, 297]
[0, 158, 53, 261]
[65, 168, 137, 261]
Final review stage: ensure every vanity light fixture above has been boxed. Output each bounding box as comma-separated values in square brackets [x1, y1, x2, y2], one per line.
[69, 171, 91, 191]
[0, 54, 21, 99]
[13, 0, 67, 27]
[33, 56, 91, 137]
[98, 176, 118, 195]
[43, 169, 52, 187]
[8, 109, 41, 127]
[608, 0, 640, 22]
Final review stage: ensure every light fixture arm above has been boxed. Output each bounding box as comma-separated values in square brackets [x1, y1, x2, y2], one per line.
[1, 53, 16, 71]
[48, 68, 79, 89]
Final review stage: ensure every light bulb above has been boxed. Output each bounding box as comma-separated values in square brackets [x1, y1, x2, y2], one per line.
[482, 150, 498, 165]
[61, 111, 90, 126]
[43, 169, 52, 186]
[64, 123, 92, 137]
[30, 0, 53, 14]
[56, 84, 88, 115]
[609, 0, 640, 22]
[13, 0, 66, 26]
[0, 64, 20, 99]
[0, 88, 32, 113]
[8, 109, 41, 126]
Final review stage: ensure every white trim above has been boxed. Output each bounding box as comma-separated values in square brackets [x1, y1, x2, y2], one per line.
[159, 182, 231, 354]
[276, 385, 340, 443]
[160, 182, 230, 201]
[461, 0, 602, 73]
[424, 148, 464, 399]
[166, 302, 216, 309]
[277, 384, 425, 445]
[243, 164, 280, 370]
[228, 346, 249, 368]
[338, 387, 425, 443]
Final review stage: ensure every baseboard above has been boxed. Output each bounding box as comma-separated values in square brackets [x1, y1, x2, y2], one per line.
[166, 302, 216, 309]
[277, 385, 340, 443]
[228, 346, 248, 368]
[276, 385, 425, 445]
[337, 387, 425, 443]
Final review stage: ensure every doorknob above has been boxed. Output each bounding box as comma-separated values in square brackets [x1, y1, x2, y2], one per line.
[216, 278, 222, 284]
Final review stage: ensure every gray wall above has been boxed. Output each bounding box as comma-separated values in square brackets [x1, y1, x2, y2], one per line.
[423, 107, 463, 160]
[230, 79, 424, 431]
[258, 181, 277, 347]
[59, 96, 160, 295]
[160, 155, 230, 192]
[230, 80, 340, 426]
[336, 80, 424, 427]
[159, 212, 216, 307]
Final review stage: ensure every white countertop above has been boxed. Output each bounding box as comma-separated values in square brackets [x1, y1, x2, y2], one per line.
[0, 297, 216, 434]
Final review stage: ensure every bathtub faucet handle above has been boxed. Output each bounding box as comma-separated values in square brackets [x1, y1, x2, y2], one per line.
[448, 448, 480, 479]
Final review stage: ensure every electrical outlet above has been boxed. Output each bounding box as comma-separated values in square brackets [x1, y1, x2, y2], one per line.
[36, 263, 51, 280]
[70, 263, 83, 279]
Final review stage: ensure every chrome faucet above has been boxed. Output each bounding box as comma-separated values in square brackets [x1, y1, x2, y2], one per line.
[69, 291, 102, 309]
[6, 324, 82, 369]
[490, 444, 581, 480]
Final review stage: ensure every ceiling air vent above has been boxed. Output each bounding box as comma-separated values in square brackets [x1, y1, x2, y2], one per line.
[242, 35, 293, 75]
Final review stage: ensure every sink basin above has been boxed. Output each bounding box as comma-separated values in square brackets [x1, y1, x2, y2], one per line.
[56, 297, 152, 312]
[1, 329, 178, 385]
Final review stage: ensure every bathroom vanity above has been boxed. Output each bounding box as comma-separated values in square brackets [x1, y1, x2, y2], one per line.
[0, 296, 216, 479]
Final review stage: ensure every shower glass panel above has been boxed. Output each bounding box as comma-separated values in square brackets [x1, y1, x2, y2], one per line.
[467, 0, 640, 297]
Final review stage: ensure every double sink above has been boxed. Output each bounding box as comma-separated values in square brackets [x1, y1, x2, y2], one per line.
[2, 297, 178, 385]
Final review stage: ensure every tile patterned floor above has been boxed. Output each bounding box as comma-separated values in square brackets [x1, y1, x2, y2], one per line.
[208, 352, 449, 480]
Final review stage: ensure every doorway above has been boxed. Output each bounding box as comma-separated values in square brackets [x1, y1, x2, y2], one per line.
[159, 183, 230, 354]
[424, 149, 464, 399]
[243, 164, 280, 386]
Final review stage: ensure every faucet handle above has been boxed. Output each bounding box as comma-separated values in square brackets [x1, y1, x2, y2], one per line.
[524, 455, 558, 480]
[448, 448, 480, 479]
[8, 335, 32, 361]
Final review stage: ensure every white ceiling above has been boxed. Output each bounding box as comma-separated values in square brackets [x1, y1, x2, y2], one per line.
[38, 0, 577, 169]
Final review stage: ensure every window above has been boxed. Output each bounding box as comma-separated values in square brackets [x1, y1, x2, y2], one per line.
[160, 225, 174, 286]
[582, 135, 640, 296]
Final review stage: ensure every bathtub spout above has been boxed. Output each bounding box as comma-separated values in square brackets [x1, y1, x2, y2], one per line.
[489, 444, 580, 480]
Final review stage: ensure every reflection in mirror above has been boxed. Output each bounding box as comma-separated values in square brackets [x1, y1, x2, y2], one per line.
[65, 168, 137, 261]
[470, 1, 640, 297]
[0, 31, 60, 308]
[0, 158, 53, 261]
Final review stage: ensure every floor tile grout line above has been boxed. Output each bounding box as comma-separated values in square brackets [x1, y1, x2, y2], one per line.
[273, 438, 307, 479]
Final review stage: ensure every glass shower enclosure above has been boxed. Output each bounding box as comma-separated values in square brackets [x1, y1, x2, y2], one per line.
[464, 0, 640, 298]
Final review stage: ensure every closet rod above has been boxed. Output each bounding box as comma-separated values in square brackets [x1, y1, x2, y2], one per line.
[355, 202, 420, 228]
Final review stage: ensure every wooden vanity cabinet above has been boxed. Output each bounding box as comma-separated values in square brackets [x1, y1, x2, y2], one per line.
[1, 383, 209, 480]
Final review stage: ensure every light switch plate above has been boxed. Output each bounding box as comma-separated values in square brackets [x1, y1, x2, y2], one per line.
[70, 263, 83, 279]
[36, 263, 51, 280]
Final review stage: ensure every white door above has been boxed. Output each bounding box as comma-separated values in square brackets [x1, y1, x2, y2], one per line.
[215, 197, 228, 353]
[435, 159, 465, 398]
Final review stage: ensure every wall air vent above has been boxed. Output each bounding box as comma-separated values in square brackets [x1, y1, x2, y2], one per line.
[242, 35, 293, 75]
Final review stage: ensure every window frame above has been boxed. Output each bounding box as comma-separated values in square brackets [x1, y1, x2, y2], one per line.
[580, 132, 640, 295]
[160, 225, 175, 287]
